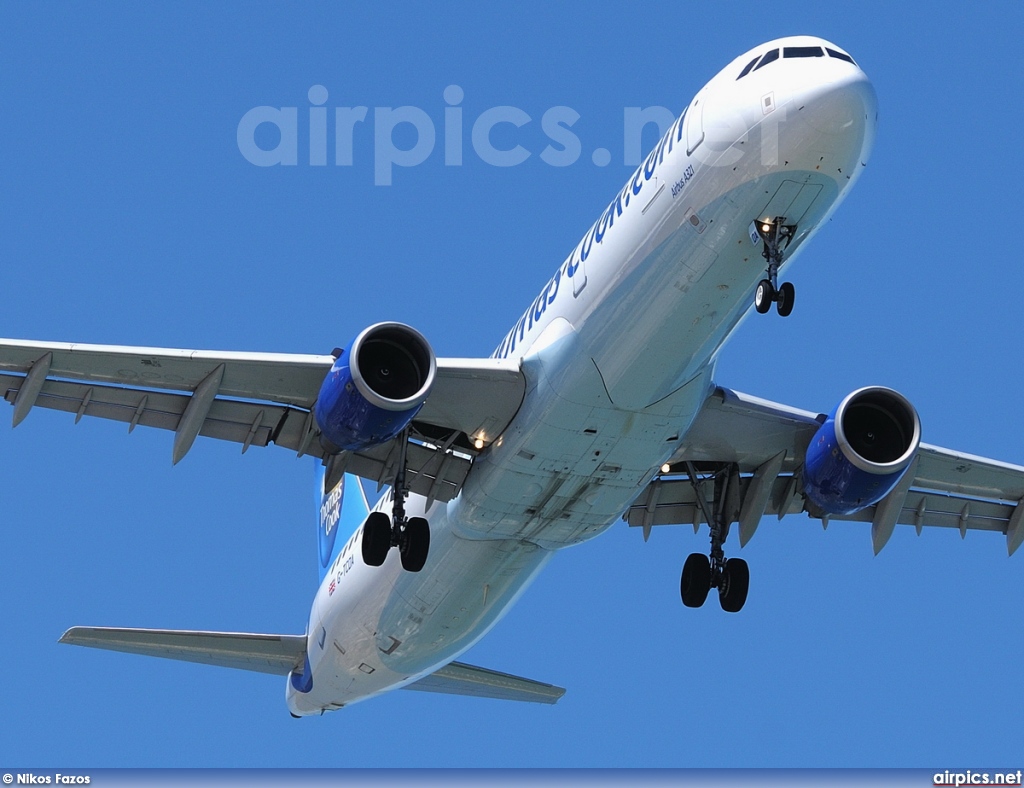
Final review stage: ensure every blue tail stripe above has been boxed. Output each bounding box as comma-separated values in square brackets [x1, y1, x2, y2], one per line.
[316, 463, 371, 583]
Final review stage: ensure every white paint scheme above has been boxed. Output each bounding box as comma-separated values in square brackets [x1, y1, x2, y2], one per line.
[14, 35, 1022, 712]
[286, 36, 877, 714]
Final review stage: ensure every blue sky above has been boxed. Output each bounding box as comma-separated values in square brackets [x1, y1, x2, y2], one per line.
[1, 1, 1022, 769]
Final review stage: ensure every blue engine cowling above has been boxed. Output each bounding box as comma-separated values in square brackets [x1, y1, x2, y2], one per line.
[803, 386, 921, 516]
[314, 322, 436, 452]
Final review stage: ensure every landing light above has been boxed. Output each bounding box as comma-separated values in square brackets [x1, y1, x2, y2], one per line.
[661, 463, 671, 474]
[762, 222, 771, 233]
[474, 436, 485, 450]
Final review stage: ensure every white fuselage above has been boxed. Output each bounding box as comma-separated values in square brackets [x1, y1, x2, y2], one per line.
[287, 36, 877, 715]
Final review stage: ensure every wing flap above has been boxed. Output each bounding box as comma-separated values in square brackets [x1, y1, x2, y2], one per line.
[59, 626, 307, 675]
[329, 437, 471, 504]
[673, 387, 820, 473]
[417, 358, 525, 439]
[0, 373, 471, 502]
[0, 374, 309, 453]
[402, 661, 565, 704]
[914, 444, 1024, 502]
[627, 475, 1016, 534]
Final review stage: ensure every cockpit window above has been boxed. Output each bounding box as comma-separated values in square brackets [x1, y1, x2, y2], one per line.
[826, 47, 856, 65]
[784, 46, 824, 58]
[736, 56, 759, 80]
[753, 49, 779, 71]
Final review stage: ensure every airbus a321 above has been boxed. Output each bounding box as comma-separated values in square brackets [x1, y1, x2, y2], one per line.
[3, 36, 1021, 715]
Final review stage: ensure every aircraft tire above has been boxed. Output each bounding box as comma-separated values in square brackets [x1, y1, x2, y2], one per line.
[755, 280, 774, 313]
[361, 511, 392, 567]
[680, 553, 712, 607]
[400, 517, 430, 573]
[777, 282, 795, 317]
[718, 557, 749, 613]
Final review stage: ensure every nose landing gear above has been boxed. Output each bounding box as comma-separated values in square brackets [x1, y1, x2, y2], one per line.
[679, 462, 750, 613]
[752, 217, 796, 317]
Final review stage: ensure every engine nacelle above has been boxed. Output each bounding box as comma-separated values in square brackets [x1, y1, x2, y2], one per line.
[314, 322, 436, 451]
[803, 386, 920, 516]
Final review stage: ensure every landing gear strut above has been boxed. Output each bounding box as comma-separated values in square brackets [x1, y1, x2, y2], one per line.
[753, 217, 796, 317]
[360, 429, 430, 572]
[679, 462, 749, 612]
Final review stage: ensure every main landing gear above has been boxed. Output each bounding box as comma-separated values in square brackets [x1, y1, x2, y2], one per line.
[679, 462, 749, 613]
[752, 217, 796, 317]
[361, 430, 430, 572]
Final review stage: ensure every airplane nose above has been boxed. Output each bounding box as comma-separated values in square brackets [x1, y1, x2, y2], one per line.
[784, 68, 877, 171]
[798, 70, 877, 138]
[802, 71, 876, 132]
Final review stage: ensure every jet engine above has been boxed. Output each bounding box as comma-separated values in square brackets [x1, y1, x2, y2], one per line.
[314, 322, 436, 451]
[802, 386, 920, 516]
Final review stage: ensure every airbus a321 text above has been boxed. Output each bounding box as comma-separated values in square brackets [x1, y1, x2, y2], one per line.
[4, 36, 1021, 714]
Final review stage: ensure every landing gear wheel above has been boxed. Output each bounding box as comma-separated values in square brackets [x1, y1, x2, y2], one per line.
[361, 511, 392, 567]
[754, 217, 796, 318]
[680, 553, 712, 608]
[776, 282, 795, 317]
[399, 516, 430, 572]
[718, 557, 749, 613]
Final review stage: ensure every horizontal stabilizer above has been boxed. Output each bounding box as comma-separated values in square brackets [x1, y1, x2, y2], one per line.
[403, 661, 565, 704]
[59, 626, 306, 676]
[61, 627, 564, 703]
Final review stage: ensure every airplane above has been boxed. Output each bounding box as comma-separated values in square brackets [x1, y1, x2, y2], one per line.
[2, 34, 1022, 716]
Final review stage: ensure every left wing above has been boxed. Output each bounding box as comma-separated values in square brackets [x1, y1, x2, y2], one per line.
[0, 338, 526, 503]
[627, 387, 1024, 556]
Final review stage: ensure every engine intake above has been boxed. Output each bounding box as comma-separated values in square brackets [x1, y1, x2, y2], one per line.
[803, 386, 920, 516]
[314, 322, 436, 451]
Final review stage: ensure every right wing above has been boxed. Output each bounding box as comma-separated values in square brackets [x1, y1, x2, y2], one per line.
[60, 626, 564, 704]
[0, 338, 526, 504]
